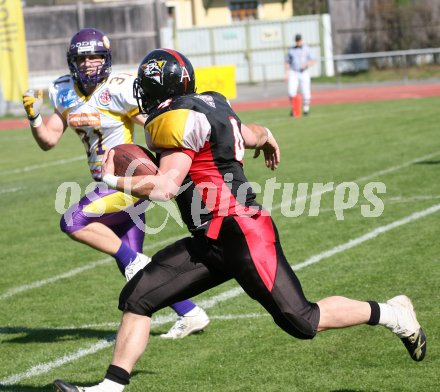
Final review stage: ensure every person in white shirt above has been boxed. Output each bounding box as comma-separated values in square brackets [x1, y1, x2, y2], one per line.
[285, 34, 316, 116]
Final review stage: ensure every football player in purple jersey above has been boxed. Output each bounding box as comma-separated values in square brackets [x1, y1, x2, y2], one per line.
[53, 48, 426, 392]
[22, 30, 209, 340]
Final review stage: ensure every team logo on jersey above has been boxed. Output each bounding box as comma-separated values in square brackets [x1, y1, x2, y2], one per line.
[98, 88, 112, 105]
[69, 112, 101, 128]
[58, 89, 77, 108]
[141, 60, 166, 85]
[194, 94, 216, 108]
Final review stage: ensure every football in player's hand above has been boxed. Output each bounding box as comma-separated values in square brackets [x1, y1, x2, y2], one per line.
[111, 144, 158, 177]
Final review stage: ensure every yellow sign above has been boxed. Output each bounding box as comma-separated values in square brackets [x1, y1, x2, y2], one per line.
[195, 65, 236, 100]
[0, 0, 29, 102]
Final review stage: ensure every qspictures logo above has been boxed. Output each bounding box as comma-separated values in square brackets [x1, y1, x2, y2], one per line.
[54, 171, 387, 235]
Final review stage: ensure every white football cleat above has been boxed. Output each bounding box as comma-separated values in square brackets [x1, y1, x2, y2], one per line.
[160, 307, 210, 339]
[124, 253, 151, 281]
[386, 295, 426, 361]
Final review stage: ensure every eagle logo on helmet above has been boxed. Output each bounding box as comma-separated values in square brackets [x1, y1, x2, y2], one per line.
[141, 60, 166, 86]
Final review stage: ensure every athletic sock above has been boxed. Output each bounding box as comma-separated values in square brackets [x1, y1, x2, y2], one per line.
[183, 305, 201, 317]
[114, 243, 137, 271]
[103, 364, 130, 391]
[377, 302, 397, 330]
[170, 300, 197, 316]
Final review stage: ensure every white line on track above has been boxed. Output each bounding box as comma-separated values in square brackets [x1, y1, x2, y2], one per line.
[2, 202, 440, 386]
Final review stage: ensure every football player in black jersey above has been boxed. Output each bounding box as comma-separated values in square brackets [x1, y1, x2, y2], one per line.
[54, 49, 426, 392]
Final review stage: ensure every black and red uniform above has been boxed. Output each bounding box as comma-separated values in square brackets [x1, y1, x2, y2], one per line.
[119, 91, 320, 339]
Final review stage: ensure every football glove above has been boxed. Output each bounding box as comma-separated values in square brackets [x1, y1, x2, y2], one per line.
[23, 89, 43, 120]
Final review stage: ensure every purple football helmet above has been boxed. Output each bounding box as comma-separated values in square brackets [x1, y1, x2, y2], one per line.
[67, 28, 112, 93]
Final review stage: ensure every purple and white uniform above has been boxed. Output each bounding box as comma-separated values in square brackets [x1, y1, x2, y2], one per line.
[52, 72, 146, 263]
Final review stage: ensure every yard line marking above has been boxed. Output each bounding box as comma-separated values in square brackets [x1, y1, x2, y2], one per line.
[292, 203, 440, 271]
[386, 195, 440, 203]
[0, 257, 111, 300]
[2, 203, 439, 385]
[0, 186, 23, 194]
[312, 195, 440, 215]
[270, 150, 440, 213]
[0, 259, 110, 301]
[0, 235, 185, 301]
[0, 339, 115, 386]
[354, 151, 440, 183]
[0, 156, 83, 176]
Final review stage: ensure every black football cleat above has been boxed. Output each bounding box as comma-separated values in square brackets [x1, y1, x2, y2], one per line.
[401, 327, 427, 362]
[54, 379, 84, 392]
[386, 295, 426, 361]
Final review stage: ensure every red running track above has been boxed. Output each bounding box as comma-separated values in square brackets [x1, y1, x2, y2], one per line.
[232, 83, 440, 112]
[2, 83, 440, 130]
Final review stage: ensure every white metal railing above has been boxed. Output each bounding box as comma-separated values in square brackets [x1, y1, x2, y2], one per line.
[331, 47, 440, 61]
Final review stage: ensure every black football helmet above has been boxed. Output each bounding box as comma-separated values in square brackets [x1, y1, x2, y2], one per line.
[67, 28, 112, 93]
[133, 48, 196, 113]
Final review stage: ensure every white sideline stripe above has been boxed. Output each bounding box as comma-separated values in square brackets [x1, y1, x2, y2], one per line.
[2, 202, 440, 386]
[0, 235, 184, 301]
[0, 156, 84, 176]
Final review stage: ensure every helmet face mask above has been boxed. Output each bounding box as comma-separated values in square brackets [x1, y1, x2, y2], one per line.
[67, 28, 112, 93]
[134, 49, 195, 113]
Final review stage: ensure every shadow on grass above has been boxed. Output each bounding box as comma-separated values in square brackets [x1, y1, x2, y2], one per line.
[0, 326, 115, 344]
[0, 384, 55, 391]
[331, 390, 380, 392]
[0, 371, 157, 392]
[414, 160, 440, 165]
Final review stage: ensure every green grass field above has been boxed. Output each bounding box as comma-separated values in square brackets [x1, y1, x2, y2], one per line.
[1, 97, 439, 391]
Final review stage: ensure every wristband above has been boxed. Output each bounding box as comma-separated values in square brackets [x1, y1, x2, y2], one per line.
[29, 113, 42, 127]
[265, 127, 273, 142]
[102, 174, 119, 189]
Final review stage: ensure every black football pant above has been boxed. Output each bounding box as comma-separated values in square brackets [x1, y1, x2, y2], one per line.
[119, 214, 320, 339]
